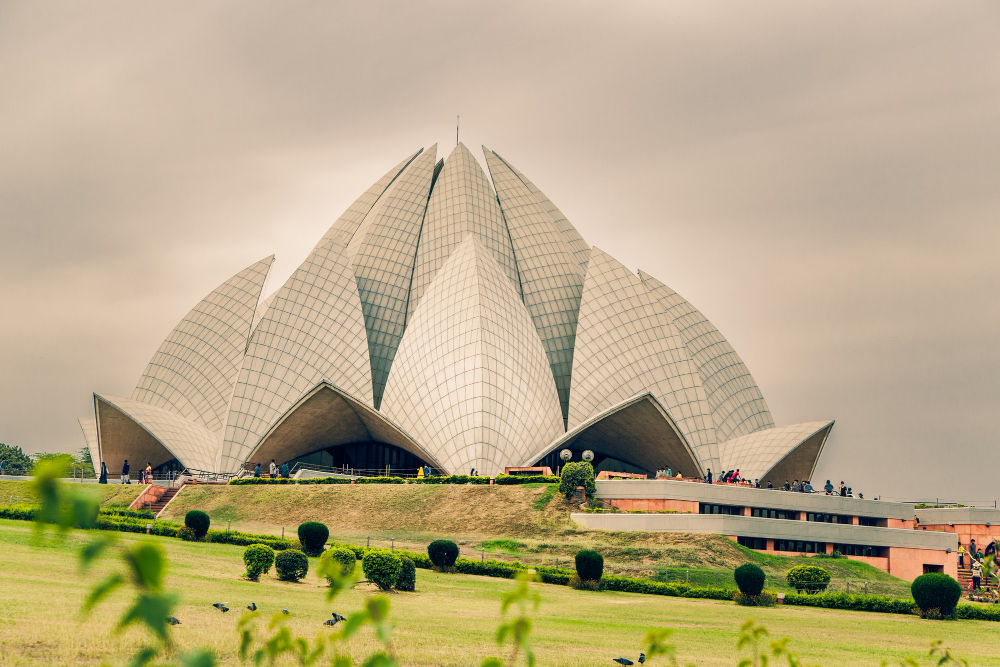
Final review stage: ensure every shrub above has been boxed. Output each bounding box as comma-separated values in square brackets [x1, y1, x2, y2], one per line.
[734, 591, 777, 607]
[493, 474, 560, 485]
[535, 566, 573, 586]
[575, 549, 604, 583]
[785, 565, 831, 594]
[184, 510, 210, 539]
[275, 549, 309, 582]
[682, 587, 737, 600]
[569, 574, 602, 591]
[428, 539, 459, 569]
[911, 573, 962, 618]
[177, 526, 199, 541]
[734, 563, 765, 596]
[243, 544, 275, 581]
[320, 547, 358, 585]
[297, 521, 330, 557]
[453, 557, 523, 579]
[206, 530, 293, 551]
[782, 592, 916, 615]
[362, 550, 402, 590]
[396, 556, 416, 591]
[558, 461, 596, 499]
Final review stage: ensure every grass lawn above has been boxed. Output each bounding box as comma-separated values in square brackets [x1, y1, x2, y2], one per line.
[0, 520, 996, 666]
[160, 484, 914, 597]
[0, 480, 143, 507]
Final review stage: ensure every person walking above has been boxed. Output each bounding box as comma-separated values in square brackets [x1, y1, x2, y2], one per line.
[254, 462, 261, 478]
[121, 459, 130, 484]
[99, 461, 108, 484]
[269, 459, 277, 479]
[279, 462, 289, 479]
[705, 468, 713, 484]
[144, 462, 152, 484]
[958, 543, 966, 569]
[971, 559, 982, 591]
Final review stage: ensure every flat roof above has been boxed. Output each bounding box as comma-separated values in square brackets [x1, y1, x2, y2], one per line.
[595, 479, 916, 520]
[572, 513, 956, 551]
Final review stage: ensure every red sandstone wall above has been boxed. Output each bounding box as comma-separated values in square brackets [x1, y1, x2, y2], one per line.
[918, 524, 1000, 549]
[887, 547, 957, 581]
[609, 498, 699, 513]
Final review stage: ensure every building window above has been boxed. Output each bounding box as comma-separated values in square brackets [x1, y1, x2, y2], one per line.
[699, 503, 742, 515]
[832, 543, 887, 558]
[750, 507, 799, 520]
[773, 539, 826, 554]
[737, 536, 767, 550]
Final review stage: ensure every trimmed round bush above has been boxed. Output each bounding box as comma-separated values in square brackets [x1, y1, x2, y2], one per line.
[320, 547, 357, 585]
[362, 550, 402, 591]
[559, 461, 597, 499]
[184, 510, 210, 539]
[396, 556, 416, 592]
[734, 563, 766, 596]
[575, 549, 604, 583]
[912, 572, 962, 617]
[177, 526, 198, 541]
[275, 549, 309, 582]
[428, 539, 459, 569]
[243, 544, 276, 581]
[297, 521, 330, 557]
[785, 565, 831, 594]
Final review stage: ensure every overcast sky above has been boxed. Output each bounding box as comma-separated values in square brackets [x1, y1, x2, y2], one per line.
[1, 1, 997, 500]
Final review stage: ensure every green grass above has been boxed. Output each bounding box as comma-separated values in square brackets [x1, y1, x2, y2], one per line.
[0, 480, 143, 508]
[0, 519, 997, 666]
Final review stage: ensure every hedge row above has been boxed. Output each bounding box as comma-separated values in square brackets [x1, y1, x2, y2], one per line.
[1, 504, 295, 550]
[783, 592, 916, 614]
[229, 474, 558, 486]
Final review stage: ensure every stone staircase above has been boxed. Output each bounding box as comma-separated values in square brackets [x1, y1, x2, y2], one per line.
[148, 487, 181, 516]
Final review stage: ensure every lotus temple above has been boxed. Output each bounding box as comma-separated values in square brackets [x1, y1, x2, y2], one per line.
[78, 142, 835, 482]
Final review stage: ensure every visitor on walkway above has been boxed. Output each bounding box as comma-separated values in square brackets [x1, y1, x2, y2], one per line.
[958, 543, 966, 569]
[144, 462, 152, 484]
[803, 480, 814, 493]
[269, 460, 277, 478]
[766, 480, 773, 489]
[985, 540, 996, 559]
[824, 479, 834, 494]
[705, 469, 712, 484]
[969, 539, 977, 560]
[754, 479, 760, 488]
[675, 470, 682, 478]
[254, 462, 261, 478]
[783, 480, 790, 491]
[99, 461, 108, 484]
[972, 559, 982, 590]
[0, 457, 6, 475]
[839, 482, 847, 497]
[121, 459, 130, 484]
[280, 462, 289, 479]
[792, 480, 801, 492]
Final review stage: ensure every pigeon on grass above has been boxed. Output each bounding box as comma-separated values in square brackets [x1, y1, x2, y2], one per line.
[166, 617, 181, 626]
[247, 603, 257, 612]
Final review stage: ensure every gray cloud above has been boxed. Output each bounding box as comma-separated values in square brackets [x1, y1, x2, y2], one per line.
[1, 0, 997, 500]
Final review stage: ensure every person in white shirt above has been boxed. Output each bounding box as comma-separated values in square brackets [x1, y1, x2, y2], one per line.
[269, 460, 277, 479]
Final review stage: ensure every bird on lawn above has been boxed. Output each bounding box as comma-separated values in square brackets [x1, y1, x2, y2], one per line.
[331, 613, 346, 624]
[613, 659, 633, 666]
[212, 603, 227, 610]
[166, 617, 181, 625]
[638, 653, 646, 664]
[220, 606, 229, 613]
[247, 603, 257, 612]
[281, 609, 290, 615]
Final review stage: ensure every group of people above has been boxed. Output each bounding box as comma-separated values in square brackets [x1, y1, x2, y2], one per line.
[699, 470, 863, 498]
[250, 459, 290, 479]
[112, 459, 153, 484]
[959, 538, 998, 594]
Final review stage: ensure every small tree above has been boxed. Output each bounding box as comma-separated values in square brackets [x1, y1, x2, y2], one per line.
[297, 521, 330, 557]
[734, 563, 765, 596]
[396, 556, 416, 592]
[428, 539, 459, 569]
[243, 544, 276, 581]
[362, 550, 402, 591]
[320, 547, 357, 586]
[184, 510, 210, 539]
[275, 549, 309, 582]
[575, 549, 604, 583]
[0, 443, 34, 475]
[785, 565, 831, 594]
[559, 461, 596, 499]
[912, 573, 962, 618]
